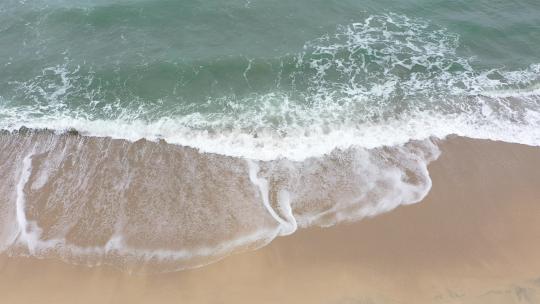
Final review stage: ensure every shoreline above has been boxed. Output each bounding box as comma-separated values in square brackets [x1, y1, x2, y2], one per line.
[1, 136, 540, 303]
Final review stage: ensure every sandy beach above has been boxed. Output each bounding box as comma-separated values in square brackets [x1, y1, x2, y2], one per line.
[0, 136, 539, 304]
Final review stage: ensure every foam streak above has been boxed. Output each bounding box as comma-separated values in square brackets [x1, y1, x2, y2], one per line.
[14, 150, 34, 252]
[247, 160, 297, 236]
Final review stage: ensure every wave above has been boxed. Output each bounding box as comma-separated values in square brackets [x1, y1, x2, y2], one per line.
[1, 14, 539, 161]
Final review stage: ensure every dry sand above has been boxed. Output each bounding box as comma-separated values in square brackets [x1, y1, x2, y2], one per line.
[1, 136, 540, 304]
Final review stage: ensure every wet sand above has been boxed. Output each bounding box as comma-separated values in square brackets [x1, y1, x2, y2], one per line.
[1, 136, 540, 304]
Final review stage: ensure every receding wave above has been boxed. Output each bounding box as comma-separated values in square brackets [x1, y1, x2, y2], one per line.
[0, 130, 439, 272]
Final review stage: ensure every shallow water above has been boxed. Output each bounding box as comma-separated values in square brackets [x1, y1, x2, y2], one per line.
[0, 131, 437, 271]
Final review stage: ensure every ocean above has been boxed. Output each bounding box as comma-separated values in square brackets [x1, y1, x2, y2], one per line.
[0, 0, 539, 272]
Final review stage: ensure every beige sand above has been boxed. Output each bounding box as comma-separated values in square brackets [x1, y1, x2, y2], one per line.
[1, 136, 540, 304]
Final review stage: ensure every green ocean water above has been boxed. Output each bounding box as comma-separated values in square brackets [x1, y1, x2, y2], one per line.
[0, 0, 539, 159]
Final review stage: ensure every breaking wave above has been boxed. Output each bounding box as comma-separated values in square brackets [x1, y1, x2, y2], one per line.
[0, 14, 539, 160]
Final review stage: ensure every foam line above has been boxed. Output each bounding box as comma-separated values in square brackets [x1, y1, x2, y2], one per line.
[17, 227, 280, 272]
[276, 190, 297, 235]
[247, 160, 296, 236]
[15, 151, 34, 252]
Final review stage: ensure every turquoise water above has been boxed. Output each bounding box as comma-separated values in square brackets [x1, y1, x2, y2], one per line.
[1, 0, 539, 159]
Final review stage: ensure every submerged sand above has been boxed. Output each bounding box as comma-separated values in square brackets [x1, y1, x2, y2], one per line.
[1, 136, 540, 303]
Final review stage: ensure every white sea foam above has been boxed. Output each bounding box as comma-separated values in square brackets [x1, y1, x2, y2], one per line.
[1, 109, 538, 161]
[1, 14, 539, 160]
[247, 160, 296, 235]
[15, 151, 35, 251]
[11, 225, 280, 272]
